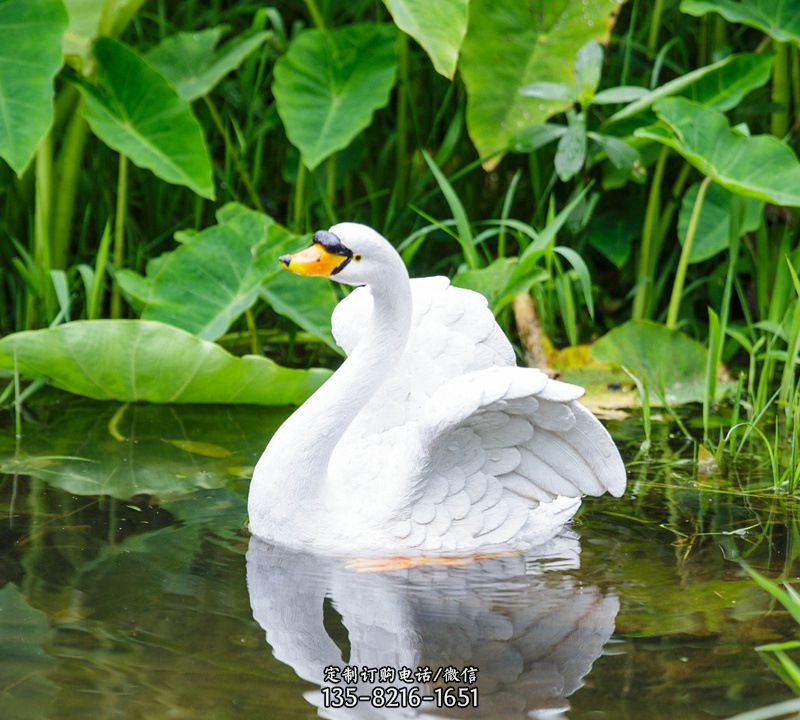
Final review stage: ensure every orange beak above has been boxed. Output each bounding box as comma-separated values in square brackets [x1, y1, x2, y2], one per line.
[278, 242, 348, 276]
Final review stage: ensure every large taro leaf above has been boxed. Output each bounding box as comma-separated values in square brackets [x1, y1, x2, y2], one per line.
[607, 53, 774, 124]
[146, 27, 270, 101]
[382, 0, 467, 78]
[681, 0, 800, 44]
[116, 204, 293, 341]
[77, 37, 214, 198]
[116, 203, 340, 347]
[0, 401, 287, 499]
[677, 182, 763, 263]
[0, 0, 68, 175]
[681, 53, 774, 110]
[273, 23, 398, 170]
[0, 320, 330, 405]
[636, 98, 800, 206]
[591, 320, 715, 404]
[459, 0, 623, 170]
[0, 584, 57, 720]
[261, 272, 340, 352]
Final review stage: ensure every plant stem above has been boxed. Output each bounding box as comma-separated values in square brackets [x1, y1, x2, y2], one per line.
[33, 132, 54, 326]
[394, 32, 409, 214]
[13, 350, 21, 438]
[499, 170, 521, 259]
[706, 208, 741, 430]
[204, 96, 264, 211]
[666, 175, 711, 328]
[326, 154, 337, 214]
[110, 154, 128, 319]
[304, 0, 325, 30]
[632, 147, 667, 320]
[89, 223, 113, 320]
[621, 0, 638, 85]
[703, 306, 720, 443]
[293, 158, 307, 233]
[772, 41, 790, 139]
[245, 308, 260, 355]
[780, 258, 800, 407]
[712, 14, 727, 56]
[647, 0, 664, 51]
[51, 99, 90, 270]
[792, 46, 800, 129]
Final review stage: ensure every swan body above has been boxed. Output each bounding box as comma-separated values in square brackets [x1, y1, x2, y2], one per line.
[248, 223, 626, 555]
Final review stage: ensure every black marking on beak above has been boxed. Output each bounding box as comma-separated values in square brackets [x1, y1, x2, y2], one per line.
[314, 229, 353, 275]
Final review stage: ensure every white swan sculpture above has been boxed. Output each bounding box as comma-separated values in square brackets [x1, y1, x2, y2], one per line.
[248, 223, 625, 555]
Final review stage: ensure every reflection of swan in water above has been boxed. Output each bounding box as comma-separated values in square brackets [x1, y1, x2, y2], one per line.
[246, 532, 618, 719]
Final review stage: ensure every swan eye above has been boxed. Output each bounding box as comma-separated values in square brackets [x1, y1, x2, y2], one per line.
[354, 254, 363, 261]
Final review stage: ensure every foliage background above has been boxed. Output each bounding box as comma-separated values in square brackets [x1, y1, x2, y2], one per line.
[0, 0, 797, 452]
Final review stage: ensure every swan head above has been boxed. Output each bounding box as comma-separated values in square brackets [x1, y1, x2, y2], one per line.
[278, 223, 403, 287]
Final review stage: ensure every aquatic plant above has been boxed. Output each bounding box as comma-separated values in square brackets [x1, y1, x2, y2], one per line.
[0, 0, 796, 467]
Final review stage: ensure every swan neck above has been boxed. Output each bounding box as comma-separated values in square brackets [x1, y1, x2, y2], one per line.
[256, 261, 412, 502]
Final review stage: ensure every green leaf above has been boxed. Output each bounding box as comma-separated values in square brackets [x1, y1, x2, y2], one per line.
[118, 204, 340, 348]
[519, 82, 576, 102]
[146, 27, 270, 101]
[555, 118, 587, 181]
[261, 272, 340, 352]
[678, 182, 763, 263]
[115, 265, 152, 311]
[636, 98, 800, 206]
[116, 204, 292, 341]
[0, 585, 56, 720]
[592, 85, 649, 104]
[587, 207, 640, 268]
[591, 320, 717, 404]
[607, 54, 774, 123]
[510, 122, 567, 153]
[575, 40, 604, 107]
[459, 0, 621, 169]
[452, 258, 517, 309]
[62, 0, 147, 68]
[77, 37, 215, 198]
[0, 320, 330, 404]
[273, 23, 398, 170]
[62, 0, 104, 66]
[590, 133, 640, 171]
[382, 0, 467, 78]
[0, 401, 288, 499]
[681, 0, 800, 44]
[683, 53, 774, 110]
[0, 0, 68, 175]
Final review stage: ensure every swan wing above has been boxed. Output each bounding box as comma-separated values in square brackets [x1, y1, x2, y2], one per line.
[332, 277, 515, 435]
[392, 367, 626, 552]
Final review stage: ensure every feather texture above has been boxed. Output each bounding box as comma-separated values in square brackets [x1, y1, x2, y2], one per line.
[324, 277, 625, 554]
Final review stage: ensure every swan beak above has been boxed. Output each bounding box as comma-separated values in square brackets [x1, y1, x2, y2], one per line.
[279, 243, 346, 276]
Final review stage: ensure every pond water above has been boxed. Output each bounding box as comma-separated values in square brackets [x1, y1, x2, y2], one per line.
[0, 397, 796, 719]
